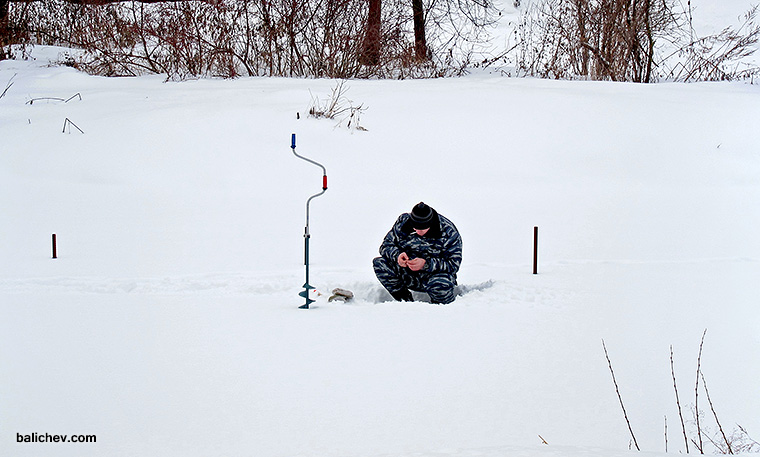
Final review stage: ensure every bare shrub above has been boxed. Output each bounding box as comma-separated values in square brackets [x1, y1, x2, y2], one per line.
[6, 0, 499, 79]
[670, 331, 760, 454]
[515, 0, 760, 82]
[607, 332, 759, 454]
[516, 0, 679, 81]
[662, 5, 760, 82]
[685, 407, 760, 454]
[308, 80, 367, 131]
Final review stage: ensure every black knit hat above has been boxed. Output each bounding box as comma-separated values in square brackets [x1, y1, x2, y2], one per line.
[410, 202, 434, 229]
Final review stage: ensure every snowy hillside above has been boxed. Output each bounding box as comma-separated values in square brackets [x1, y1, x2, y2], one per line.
[2, 13, 760, 457]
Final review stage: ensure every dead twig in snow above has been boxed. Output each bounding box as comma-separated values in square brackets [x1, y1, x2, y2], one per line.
[701, 371, 733, 454]
[602, 339, 640, 451]
[671, 345, 690, 453]
[695, 329, 708, 454]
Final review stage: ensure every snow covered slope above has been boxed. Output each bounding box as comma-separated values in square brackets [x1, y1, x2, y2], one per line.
[1, 42, 759, 457]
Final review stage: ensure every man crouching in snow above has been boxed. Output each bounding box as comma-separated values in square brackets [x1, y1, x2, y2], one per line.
[373, 202, 462, 304]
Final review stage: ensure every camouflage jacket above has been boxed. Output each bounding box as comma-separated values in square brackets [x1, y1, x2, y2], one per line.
[379, 212, 462, 276]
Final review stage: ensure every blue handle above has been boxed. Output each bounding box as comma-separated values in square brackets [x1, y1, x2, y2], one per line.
[291, 133, 296, 149]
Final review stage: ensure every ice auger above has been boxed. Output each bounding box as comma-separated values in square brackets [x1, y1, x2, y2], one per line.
[290, 133, 327, 309]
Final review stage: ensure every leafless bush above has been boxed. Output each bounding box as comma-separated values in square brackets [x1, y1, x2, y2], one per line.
[516, 0, 679, 81]
[6, 0, 499, 79]
[606, 331, 758, 454]
[515, 0, 760, 82]
[662, 5, 760, 82]
[725, 425, 760, 454]
[308, 80, 367, 131]
[685, 407, 760, 454]
[670, 330, 760, 455]
[424, 0, 500, 61]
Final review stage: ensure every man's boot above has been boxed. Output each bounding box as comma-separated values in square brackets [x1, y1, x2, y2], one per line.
[391, 288, 414, 302]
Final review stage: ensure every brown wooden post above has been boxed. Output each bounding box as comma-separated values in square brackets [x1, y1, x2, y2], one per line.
[533, 226, 538, 274]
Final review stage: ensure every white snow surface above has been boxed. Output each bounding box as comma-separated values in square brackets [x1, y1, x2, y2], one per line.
[2, 37, 760, 457]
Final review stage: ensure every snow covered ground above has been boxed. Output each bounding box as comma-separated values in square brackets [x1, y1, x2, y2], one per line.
[2, 19, 760, 457]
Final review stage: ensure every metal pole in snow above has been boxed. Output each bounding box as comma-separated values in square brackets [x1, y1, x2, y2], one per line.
[290, 133, 328, 309]
[52, 234, 57, 259]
